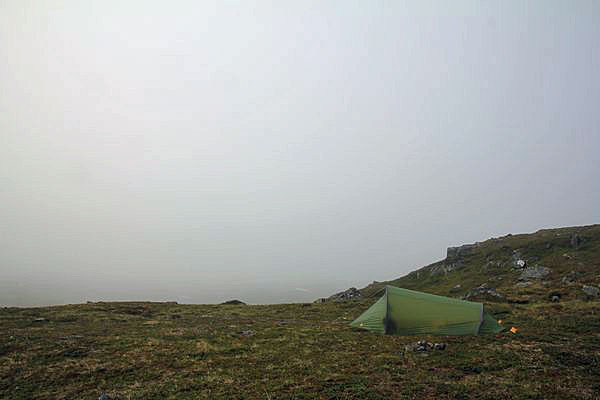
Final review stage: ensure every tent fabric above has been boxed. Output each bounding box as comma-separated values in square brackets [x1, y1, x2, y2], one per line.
[350, 286, 502, 336]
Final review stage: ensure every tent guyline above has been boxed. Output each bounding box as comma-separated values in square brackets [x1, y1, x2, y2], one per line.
[350, 285, 502, 336]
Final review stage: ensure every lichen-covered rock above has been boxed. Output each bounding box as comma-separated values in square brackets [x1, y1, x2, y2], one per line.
[582, 285, 599, 297]
[463, 284, 505, 300]
[562, 271, 579, 284]
[519, 266, 551, 280]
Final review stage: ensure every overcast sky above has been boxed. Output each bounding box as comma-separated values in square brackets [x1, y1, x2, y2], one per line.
[1, 1, 599, 306]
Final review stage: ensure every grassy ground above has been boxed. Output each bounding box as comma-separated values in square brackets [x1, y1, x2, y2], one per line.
[2, 299, 599, 399]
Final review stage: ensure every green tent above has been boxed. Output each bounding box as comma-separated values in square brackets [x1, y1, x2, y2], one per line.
[350, 286, 502, 336]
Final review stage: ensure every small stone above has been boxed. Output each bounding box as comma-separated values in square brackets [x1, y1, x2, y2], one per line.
[240, 330, 255, 337]
[32, 318, 48, 323]
[551, 295, 560, 302]
[98, 394, 111, 400]
[434, 343, 447, 350]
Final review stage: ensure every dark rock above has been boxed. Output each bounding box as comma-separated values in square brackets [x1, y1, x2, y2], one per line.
[582, 285, 599, 298]
[551, 295, 560, 302]
[221, 300, 246, 305]
[328, 287, 362, 302]
[519, 266, 551, 280]
[434, 343, 447, 350]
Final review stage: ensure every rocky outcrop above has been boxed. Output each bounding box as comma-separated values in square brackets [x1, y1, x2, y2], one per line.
[463, 284, 505, 301]
[582, 285, 599, 298]
[221, 299, 246, 305]
[323, 287, 362, 302]
[562, 271, 580, 284]
[446, 244, 477, 260]
[519, 266, 551, 280]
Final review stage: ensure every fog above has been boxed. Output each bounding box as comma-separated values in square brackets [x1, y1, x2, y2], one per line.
[1, 1, 599, 306]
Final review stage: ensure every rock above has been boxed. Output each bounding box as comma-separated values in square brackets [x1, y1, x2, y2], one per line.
[519, 266, 551, 280]
[434, 343, 447, 350]
[511, 250, 527, 269]
[240, 330, 255, 337]
[562, 271, 579, 284]
[582, 285, 599, 298]
[221, 300, 246, 305]
[446, 244, 477, 261]
[98, 394, 111, 400]
[450, 284, 462, 292]
[463, 284, 505, 300]
[515, 281, 532, 288]
[405, 341, 443, 353]
[59, 335, 84, 340]
[551, 295, 560, 302]
[328, 287, 362, 302]
[32, 318, 48, 323]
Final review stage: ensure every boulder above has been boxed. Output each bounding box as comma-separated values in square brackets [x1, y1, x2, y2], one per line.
[463, 284, 505, 301]
[519, 266, 551, 280]
[582, 285, 599, 298]
[512, 250, 526, 269]
[562, 271, 579, 284]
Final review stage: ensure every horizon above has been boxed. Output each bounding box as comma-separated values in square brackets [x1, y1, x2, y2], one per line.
[2, 1, 599, 307]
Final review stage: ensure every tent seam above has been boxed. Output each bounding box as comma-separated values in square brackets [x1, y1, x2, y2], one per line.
[476, 303, 484, 334]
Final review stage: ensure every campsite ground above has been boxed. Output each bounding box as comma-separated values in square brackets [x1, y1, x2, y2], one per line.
[1, 299, 599, 399]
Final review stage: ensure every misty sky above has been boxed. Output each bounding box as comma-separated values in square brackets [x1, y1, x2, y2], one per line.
[1, 1, 599, 306]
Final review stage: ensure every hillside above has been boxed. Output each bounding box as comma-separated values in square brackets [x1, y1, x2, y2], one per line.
[1, 224, 600, 399]
[359, 224, 600, 303]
